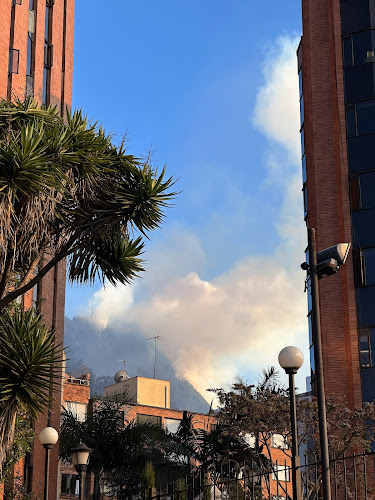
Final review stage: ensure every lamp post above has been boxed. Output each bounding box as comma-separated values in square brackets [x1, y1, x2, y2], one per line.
[278, 346, 304, 500]
[70, 441, 92, 500]
[39, 426, 59, 500]
[301, 228, 350, 500]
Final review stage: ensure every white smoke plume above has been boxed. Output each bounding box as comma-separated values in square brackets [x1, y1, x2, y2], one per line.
[89, 35, 309, 399]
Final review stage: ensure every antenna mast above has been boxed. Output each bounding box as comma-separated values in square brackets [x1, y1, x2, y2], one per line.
[148, 335, 162, 378]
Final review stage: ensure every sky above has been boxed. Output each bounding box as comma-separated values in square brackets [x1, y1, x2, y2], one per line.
[66, 0, 310, 399]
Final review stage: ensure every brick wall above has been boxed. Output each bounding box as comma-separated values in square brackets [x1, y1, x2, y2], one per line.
[63, 374, 90, 405]
[301, 0, 362, 408]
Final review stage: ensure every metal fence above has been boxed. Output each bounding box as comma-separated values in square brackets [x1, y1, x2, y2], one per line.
[134, 452, 375, 500]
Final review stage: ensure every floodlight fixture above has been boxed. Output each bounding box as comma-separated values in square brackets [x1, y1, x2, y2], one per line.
[301, 242, 351, 279]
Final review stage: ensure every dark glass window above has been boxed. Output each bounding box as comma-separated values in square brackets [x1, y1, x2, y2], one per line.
[42, 67, 48, 103]
[361, 366, 375, 402]
[360, 171, 375, 209]
[352, 208, 375, 247]
[359, 332, 371, 367]
[352, 31, 375, 66]
[300, 127, 305, 157]
[348, 135, 375, 173]
[359, 329, 375, 368]
[310, 345, 315, 378]
[298, 70, 303, 100]
[61, 474, 78, 495]
[26, 36, 32, 76]
[340, 0, 371, 36]
[356, 100, 375, 135]
[350, 177, 361, 209]
[344, 64, 375, 103]
[363, 248, 375, 285]
[302, 155, 307, 184]
[343, 36, 353, 68]
[137, 414, 162, 427]
[346, 106, 356, 137]
[300, 95, 304, 127]
[308, 313, 313, 346]
[303, 185, 308, 217]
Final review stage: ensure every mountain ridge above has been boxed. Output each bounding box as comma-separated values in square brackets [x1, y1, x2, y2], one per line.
[64, 316, 210, 413]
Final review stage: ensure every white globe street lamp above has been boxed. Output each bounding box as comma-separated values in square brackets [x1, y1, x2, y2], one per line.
[279, 346, 303, 500]
[39, 427, 58, 500]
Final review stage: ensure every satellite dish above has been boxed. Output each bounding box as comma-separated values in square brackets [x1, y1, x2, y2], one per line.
[114, 370, 130, 383]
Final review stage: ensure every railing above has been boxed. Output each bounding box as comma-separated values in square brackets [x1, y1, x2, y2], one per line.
[66, 376, 89, 386]
[123, 452, 375, 500]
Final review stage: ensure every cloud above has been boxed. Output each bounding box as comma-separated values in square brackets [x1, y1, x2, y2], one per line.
[88, 35, 309, 400]
[253, 35, 301, 162]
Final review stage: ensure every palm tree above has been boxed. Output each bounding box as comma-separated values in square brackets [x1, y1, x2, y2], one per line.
[60, 396, 170, 500]
[0, 307, 62, 473]
[0, 97, 176, 310]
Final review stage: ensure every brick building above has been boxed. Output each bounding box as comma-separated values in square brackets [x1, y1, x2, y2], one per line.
[104, 374, 292, 499]
[298, 0, 375, 407]
[60, 372, 90, 498]
[0, 0, 75, 498]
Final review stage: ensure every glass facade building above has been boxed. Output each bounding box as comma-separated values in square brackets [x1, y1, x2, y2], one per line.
[298, 0, 375, 408]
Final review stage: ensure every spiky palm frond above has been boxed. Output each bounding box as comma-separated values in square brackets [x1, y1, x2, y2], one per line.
[0, 308, 62, 471]
[0, 98, 176, 310]
[67, 234, 145, 286]
[116, 166, 177, 235]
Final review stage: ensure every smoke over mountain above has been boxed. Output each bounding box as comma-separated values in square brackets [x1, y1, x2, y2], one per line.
[64, 316, 211, 413]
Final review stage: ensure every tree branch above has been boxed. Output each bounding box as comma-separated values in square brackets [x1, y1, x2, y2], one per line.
[0, 236, 75, 312]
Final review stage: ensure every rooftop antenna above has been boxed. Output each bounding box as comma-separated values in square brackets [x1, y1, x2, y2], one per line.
[148, 335, 162, 378]
[118, 359, 126, 370]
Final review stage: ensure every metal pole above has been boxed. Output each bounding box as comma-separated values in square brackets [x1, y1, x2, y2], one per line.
[79, 472, 85, 500]
[308, 227, 332, 500]
[288, 372, 302, 500]
[43, 446, 51, 500]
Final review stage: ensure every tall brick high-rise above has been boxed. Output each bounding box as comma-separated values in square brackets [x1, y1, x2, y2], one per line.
[0, 0, 74, 497]
[299, 0, 375, 408]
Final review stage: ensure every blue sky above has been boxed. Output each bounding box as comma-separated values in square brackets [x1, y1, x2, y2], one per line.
[67, 1, 310, 396]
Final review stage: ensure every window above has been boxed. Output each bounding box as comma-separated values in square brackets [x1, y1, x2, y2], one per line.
[359, 332, 371, 367]
[362, 248, 375, 285]
[357, 100, 375, 136]
[360, 172, 375, 209]
[340, 0, 372, 36]
[346, 100, 375, 138]
[8, 49, 19, 74]
[350, 172, 375, 211]
[272, 464, 290, 482]
[354, 247, 375, 286]
[303, 185, 308, 218]
[358, 329, 375, 368]
[343, 31, 375, 68]
[42, 1, 53, 104]
[310, 345, 315, 379]
[302, 155, 307, 184]
[344, 64, 375, 104]
[61, 474, 79, 495]
[300, 95, 304, 127]
[271, 434, 289, 450]
[64, 402, 87, 422]
[300, 127, 305, 158]
[164, 418, 180, 434]
[137, 414, 162, 427]
[308, 314, 313, 347]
